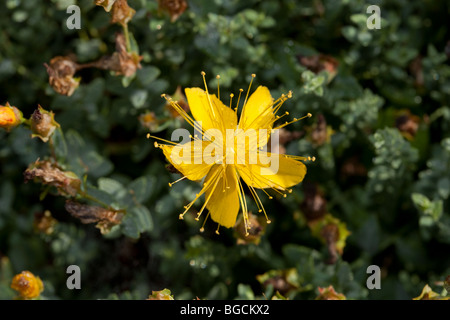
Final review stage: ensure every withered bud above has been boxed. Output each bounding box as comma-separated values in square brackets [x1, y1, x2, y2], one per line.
[256, 268, 299, 296]
[111, 0, 136, 26]
[24, 160, 81, 197]
[95, 0, 117, 12]
[444, 275, 450, 293]
[298, 54, 339, 83]
[320, 224, 339, 264]
[234, 212, 266, 245]
[33, 210, 58, 235]
[147, 289, 174, 300]
[44, 56, 80, 96]
[309, 114, 330, 146]
[158, 0, 188, 22]
[139, 112, 159, 132]
[65, 200, 124, 234]
[30, 105, 60, 142]
[395, 112, 420, 140]
[300, 182, 327, 221]
[340, 156, 367, 179]
[96, 33, 142, 77]
[315, 285, 346, 300]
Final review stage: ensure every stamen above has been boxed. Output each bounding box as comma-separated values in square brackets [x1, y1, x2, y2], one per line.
[147, 134, 178, 146]
[200, 71, 216, 118]
[274, 113, 313, 130]
[249, 185, 271, 224]
[229, 93, 234, 109]
[235, 88, 244, 111]
[200, 211, 211, 232]
[215, 224, 220, 235]
[168, 175, 187, 187]
[216, 75, 221, 100]
[239, 74, 256, 126]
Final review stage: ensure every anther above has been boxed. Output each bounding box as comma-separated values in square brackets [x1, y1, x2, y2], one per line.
[201, 71, 206, 76]
[311, 156, 316, 161]
[154, 142, 159, 148]
[307, 113, 312, 117]
[179, 214, 184, 220]
[146, 133, 151, 139]
[200, 227, 205, 233]
[266, 220, 272, 224]
[251, 73, 256, 78]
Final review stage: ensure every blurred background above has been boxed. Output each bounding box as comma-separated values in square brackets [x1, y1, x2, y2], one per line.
[0, 0, 449, 300]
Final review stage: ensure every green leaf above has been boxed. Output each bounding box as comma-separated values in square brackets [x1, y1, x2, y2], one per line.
[127, 176, 155, 204]
[121, 214, 140, 239]
[130, 206, 153, 233]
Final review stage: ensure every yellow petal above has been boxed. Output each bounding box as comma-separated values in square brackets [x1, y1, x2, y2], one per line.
[185, 87, 237, 133]
[205, 165, 240, 228]
[239, 86, 275, 132]
[160, 140, 213, 181]
[238, 153, 307, 190]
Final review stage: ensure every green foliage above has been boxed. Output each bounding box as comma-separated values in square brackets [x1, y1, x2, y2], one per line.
[0, 0, 449, 300]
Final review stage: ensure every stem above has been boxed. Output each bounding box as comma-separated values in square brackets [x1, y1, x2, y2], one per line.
[122, 23, 132, 52]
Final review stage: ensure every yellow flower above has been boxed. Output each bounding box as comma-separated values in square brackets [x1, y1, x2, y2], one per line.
[0, 102, 23, 132]
[10, 271, 44, 299]
[151, 72, 313, 235]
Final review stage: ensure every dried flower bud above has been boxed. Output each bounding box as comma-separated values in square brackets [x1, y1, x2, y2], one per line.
[33, 210, 57, 235]
[340, 156, 367, 179]
[234, 212, 266, 245]
[307, 213, 350, 264]
[30, 105, 60, 142]
[413, 284, 450, 300]
[315, 286, 346, 300]
[10, 271, 44, 300]
[0, 102, 23, 132]
[298, 54, 339, 83]
[139, 112, 160, 132]
[147, 289, 174, 300]
[444, 275, 450, 293]
[95, 0, 117, 12]
[256, 269, 300, 296]
[320, 224, 339, 264]
[309, 114, 333, 146]
[111, 0, 135, 26]
[395, 111, 420, 140]
[96, 33, 142, 77]
[65, 200, 124, 234]
[44, 56, 80, 96]
[24, 160, 81, 197]
[158, 0, 188, 22]
[300, 182, 327, 221]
